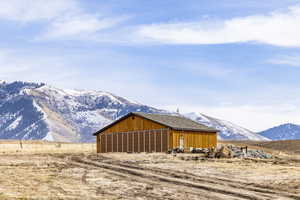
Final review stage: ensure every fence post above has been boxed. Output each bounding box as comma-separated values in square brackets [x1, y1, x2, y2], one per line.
[19, 140, 23, 149]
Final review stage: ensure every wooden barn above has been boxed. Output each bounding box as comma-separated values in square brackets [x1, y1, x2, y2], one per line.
[93, 112, 218, 153]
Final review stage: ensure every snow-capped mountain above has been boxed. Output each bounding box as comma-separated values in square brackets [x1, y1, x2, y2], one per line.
[259, 123, 300, 140]
[0, 81, 269, 142]
[185, 112, 270, 141]
[0, 81, 48, 141]
[0, 81, 163, 142]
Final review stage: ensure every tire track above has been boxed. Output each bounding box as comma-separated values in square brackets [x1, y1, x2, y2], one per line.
[112, 161, 300, 199]
[62, 156, 228, 200]
[70, 156, 283, 200]
[86, 155, 300, 199]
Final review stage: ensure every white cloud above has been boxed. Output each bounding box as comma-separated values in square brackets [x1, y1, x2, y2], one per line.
[137, 5, 300, 47]
[0, 0, 124, 39]
[42, 15, 126, 39]
[268, 55, 300, 67]
[0, 0, 79, 22]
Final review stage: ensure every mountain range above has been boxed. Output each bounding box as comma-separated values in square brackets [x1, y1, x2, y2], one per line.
[0, 80, 280, 142]
[259, 123, 300, 140]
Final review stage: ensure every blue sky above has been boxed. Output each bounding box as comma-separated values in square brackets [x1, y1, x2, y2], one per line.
[1, 0, 300, 131]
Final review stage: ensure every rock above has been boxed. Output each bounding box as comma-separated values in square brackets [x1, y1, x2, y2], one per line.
[214, 145, 273, 159]
[215, 145, 233, 158]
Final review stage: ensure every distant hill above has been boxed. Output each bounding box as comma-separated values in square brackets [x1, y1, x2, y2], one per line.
[0, 80, 269, 142]
[259, 123, 300, 140]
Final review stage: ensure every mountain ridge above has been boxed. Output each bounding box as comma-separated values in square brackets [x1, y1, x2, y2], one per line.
[259, 123, 300, 140]
[0, 81, 269, 142]
[185, 112, 269, 141]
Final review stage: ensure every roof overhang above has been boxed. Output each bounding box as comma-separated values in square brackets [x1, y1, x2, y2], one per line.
[171, 127, 219, 133]
[93, 112, 219, 136]
[93, 112, 135, 136]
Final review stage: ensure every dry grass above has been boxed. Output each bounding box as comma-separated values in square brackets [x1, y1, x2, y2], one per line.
[0, 140, 96, 154]
[0, 140, 299, 199]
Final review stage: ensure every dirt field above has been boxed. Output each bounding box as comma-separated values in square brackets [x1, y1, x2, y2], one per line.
[0, 140, 299, 200]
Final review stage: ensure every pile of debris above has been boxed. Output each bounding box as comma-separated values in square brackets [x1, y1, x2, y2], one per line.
[206, 145, 273, 159]
[170, 145, 274, 159]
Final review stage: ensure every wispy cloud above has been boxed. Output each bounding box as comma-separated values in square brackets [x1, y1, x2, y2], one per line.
[0, 0, 126, 40]
[0, 0, 79, 22]
[136, 5, 300, 47]
[41, 15, 127, 40]
[3, 0, 300, 47]
[268, 55, 300, 67]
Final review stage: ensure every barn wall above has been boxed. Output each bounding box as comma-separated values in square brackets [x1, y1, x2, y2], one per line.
[97, 135, 100, 153]
[171, 130, 217, 150]
[96, 114, 217, 153]
[102, 115, 167, 134]
[98, 129, 170, 153]
[97, 114, 171, 153]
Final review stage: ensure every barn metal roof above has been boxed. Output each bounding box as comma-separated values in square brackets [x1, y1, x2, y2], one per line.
[94, 112, 218, 135]
[133, 112, 217, 132]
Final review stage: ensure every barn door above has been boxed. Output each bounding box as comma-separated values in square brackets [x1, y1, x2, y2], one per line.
[179, 136, 184, 149]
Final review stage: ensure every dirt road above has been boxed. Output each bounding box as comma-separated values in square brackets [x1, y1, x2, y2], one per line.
[64, 154, 300, 200]
[0, 152, 299, 199]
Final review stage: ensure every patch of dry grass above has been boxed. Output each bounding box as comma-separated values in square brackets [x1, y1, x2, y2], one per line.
[0, 140, 299, 199]
[0, 140, 96, 154]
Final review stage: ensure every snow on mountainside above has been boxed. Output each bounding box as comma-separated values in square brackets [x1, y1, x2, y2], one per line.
[259, 123, 300, 140]
[0, 81, 269, 142]
[0, 81, 164, 142]
[185, 112, 270, 141]
[29, 85, 164, 142]
[0, 81, 48, 140]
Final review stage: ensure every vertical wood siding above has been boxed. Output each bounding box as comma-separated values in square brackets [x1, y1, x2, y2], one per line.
[102, 115, 167, 134]
[96, 114, 217, 153]
[99, 129, 169, 153]
[170, 130, 217, 150]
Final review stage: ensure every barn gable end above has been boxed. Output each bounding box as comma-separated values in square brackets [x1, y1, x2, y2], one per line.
[97, 113, 168, 135]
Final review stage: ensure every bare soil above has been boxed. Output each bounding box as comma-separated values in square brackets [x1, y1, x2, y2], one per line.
[0, 140, 299, 200]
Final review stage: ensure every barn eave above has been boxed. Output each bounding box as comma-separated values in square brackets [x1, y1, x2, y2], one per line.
[93, 112, 218, 136]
